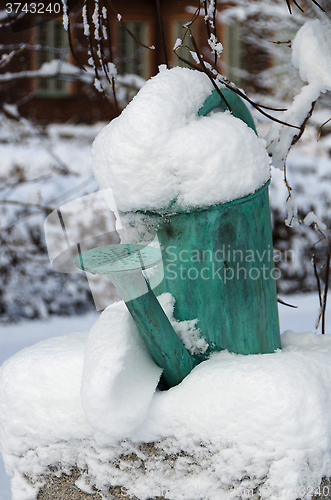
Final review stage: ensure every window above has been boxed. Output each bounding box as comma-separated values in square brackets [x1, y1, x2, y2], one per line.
[271, 27, 297, 93]
[117, 21, 148, 78]
[224, 19, 244, 87]
[36, 19, 70, 96]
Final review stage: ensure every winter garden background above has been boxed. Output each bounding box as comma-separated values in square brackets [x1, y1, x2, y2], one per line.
[2, 0, 331, 499]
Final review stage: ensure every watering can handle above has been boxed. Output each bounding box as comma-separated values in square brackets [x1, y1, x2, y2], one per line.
[198, 88, 257, 135]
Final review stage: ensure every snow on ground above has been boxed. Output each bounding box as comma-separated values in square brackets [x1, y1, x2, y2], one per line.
[0, 118, 108, 323]
[0, 118, 103, 178]
[0, 295, 330, 500]
[0, 312, 100, 500]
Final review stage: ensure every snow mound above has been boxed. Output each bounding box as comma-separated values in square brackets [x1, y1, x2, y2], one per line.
[2, 310, 331, 499]
[92, 66, 270, 212]
[81, 301, 162, 441]
[0, 331, 94, 455]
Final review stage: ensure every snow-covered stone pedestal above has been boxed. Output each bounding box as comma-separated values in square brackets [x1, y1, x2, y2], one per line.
[37, 468, 102, 500]
[35, 466, 331, 500]
[35, 461, 331, 500]
[2, 303, 331, 500]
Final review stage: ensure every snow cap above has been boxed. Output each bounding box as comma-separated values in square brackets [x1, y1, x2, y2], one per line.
[92, 67, 270, 212]
[292, 19, 331, 91]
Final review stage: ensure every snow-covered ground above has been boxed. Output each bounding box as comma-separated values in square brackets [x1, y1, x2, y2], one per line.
[0, 293, 328, 500]
[0, 311, 101, 499]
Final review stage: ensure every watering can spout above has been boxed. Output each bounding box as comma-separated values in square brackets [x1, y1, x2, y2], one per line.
[75, 244, 195, 389]
[126, 281, 195, 389]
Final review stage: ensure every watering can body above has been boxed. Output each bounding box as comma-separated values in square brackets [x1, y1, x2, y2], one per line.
[142, 181, 281, 357]
[131, 88, 281, 357]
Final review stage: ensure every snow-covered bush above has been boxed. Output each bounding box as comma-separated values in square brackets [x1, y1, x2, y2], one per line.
[0, 119, 113, 323]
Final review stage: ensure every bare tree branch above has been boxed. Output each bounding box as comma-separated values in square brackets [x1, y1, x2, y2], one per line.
[0, 199, 53, 212]
[174, 30, 301, 129]
[322, 251, 331, 334]
[285, 0, 324, 13]
[155, 0, 168, 67]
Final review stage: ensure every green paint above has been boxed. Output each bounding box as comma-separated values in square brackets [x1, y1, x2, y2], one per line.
[143, 181, 281, 356]
[125, 288, 195, 389]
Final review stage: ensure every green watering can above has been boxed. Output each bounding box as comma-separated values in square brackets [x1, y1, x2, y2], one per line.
[76, 88, 281, 389]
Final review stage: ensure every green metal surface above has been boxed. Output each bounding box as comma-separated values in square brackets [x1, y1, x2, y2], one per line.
[125, 288, 195, 389]
[74, 244, 194, 388]
[147, 182, 281, 356]
[74, 244, 161, 275]
[198, 88, 257, 134]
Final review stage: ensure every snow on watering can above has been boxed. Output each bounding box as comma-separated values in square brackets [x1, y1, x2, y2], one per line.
[75, 86, 281, 389]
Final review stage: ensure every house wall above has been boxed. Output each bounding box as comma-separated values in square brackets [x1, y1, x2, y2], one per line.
[0, 0, 238, 124]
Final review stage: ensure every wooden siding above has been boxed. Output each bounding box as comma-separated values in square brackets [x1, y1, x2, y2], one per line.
[0, 0, 253, 123]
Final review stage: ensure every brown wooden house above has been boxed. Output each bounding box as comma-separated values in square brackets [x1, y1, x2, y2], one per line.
[0, 0, 265, 124]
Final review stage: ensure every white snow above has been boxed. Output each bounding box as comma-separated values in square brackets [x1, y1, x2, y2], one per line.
[266, 19, 331, 169]
[92, 66, 270, 212]
[208, 33, 223, 57]
[303, 211, 327, 231]
[92, 0, 100, 40]
[0, 333, 94, 450]
[94, 77, 102, 92]
[107, 62, 117, 77]
[190, 50, 200, 64]
[173, 38, 182, 50]
[2, 13, 331, 500]
[0, 296, 326, 500]
[82, 4, 90, 36]
[81, 301, 162, 441]
[1, 295, 331, 500]
[292, 20, 331, 90]
[158, 293, 208, 355]
[61, 0, 69, 30]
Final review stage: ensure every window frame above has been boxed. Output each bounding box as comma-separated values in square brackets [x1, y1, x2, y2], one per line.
[34, 19, 72, 97]
[115, 19, 151, 79]
[223, 18, 245, 87]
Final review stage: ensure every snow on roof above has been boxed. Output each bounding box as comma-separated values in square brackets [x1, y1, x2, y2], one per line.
[92, 66, 270, 212]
